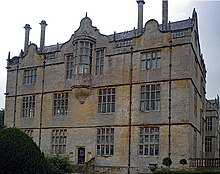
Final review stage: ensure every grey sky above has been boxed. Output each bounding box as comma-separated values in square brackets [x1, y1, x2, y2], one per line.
[0, 0, 219, 109]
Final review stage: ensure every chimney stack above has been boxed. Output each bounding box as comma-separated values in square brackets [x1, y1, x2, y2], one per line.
[162, 0, 168, 31]
[136, 0, 145, 35]
[24, 24, 31, 54]
[39, 20, 47, 52]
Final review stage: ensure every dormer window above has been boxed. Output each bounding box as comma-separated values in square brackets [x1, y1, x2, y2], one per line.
[73, 41, 93, 74]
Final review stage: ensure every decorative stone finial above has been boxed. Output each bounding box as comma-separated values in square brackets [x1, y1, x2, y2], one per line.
[8, 51, 10, 60]
[39, 20, 47, 26]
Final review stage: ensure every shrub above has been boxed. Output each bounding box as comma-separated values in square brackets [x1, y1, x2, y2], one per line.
[153, 169, 220, 174]
[180, 159, 187, 165]
[46, 155, 75, 174]
[0, 127, 48, 174]
[162, 157, 172, 167]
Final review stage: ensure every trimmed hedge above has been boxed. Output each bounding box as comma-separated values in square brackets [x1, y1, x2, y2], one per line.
[153, 169, 220, 174]
[0, 128, 48, 174]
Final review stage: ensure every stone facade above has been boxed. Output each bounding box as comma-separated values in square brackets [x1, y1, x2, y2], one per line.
[205, 97, 220, 158]
[5, 1, 208, 173]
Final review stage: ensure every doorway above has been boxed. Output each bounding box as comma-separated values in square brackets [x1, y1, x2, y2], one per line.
[78, 147, 85, 164]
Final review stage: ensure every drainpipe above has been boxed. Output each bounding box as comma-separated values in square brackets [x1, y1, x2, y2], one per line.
[168, 34, 173, 171]
[13, 64, 19, 127]
[128, 45, 134, 174]
[39, 59, 46, 148]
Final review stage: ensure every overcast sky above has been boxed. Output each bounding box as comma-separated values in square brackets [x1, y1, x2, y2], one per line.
[0, 0, 220, 109]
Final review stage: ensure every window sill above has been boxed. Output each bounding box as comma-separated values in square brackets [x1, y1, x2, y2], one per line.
[97, 155, 114, 158]
[138, 155, 159, 158]
[97, 113, 116, 115]
[140, 110, 160, 112]
[21, 116, 35, 119]
[23, 83, 36, 86]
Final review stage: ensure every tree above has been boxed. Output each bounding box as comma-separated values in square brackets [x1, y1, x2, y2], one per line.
[0, 127, 48, 174]
[0, 108, 4, 128]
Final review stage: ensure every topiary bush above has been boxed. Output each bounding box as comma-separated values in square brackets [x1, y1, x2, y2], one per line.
[0, 127, 48, 174]
[180, 159, 187, 165]
[162, 157, 172, 167]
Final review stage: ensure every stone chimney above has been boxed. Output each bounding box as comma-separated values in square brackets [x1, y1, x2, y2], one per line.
[39, 20, 47, 52]
[24, 24, 31, 54]
[136, 0, 145, 35]
[162, 0, 168, 31]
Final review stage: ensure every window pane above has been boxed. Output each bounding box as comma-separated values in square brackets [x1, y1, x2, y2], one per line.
[140, 135, 144, 143]
[139, 145, 143, 155]
[145, 135, 149, 144]
[101, 145, 105, 155]
[97, 145, 100, 155]
[156, 58, 161, 68]
[141, 60, 145, 70]
[140, 101, 144, 111]
[106, 145, 109, 155]
[155, 145, 159, 155]
[144, 146, 148, 156]
[110, 145, 114, 155]
[150, 145, 154, 156]
[146, 101, 149, 111]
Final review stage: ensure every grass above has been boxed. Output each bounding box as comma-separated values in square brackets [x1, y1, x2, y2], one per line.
[153, 169, 220, 174]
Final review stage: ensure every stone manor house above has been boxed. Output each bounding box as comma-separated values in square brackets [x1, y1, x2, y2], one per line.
[4, 0, 220, 173]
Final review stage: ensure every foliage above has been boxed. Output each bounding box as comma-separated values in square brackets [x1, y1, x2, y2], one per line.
[153, 169, 220, 174]
[162, 157, 172, 167]
[45, 155, 104, 174]
[0, 127, 48, 174]
[180, 159, 187, 165]
[0, 108, 4, 128]
[45, 155, 76, 174]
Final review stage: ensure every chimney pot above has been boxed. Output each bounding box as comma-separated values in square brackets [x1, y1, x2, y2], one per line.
[39, 20, 47, 52]
[137, 0, 145, 35]
[162, 0, 168, 31]
[24, 24, 32, 54]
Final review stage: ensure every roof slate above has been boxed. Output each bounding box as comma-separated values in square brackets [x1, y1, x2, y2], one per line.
[43, 18, 194, 53]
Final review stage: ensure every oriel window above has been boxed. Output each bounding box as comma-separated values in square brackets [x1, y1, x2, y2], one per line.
[73, 41, 93, 74]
